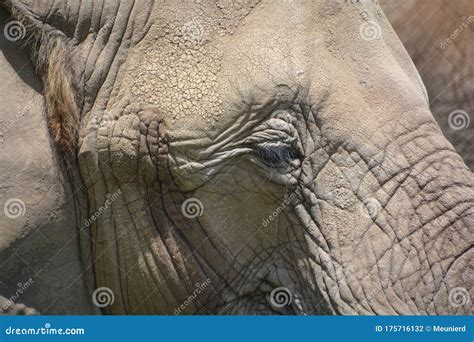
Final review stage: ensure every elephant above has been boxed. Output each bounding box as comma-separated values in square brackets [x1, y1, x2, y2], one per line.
[381, 0, 474, 170]
[0, 0, 472, 315]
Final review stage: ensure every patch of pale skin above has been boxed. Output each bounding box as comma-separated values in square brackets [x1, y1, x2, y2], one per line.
[123, 1, 262, 132]
[73, 1, 473, 314]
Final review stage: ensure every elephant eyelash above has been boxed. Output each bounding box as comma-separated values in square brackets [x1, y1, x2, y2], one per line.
[254, 142, 298, 169]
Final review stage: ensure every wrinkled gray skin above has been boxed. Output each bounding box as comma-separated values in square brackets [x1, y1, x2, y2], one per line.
[0, 0, 473, 315]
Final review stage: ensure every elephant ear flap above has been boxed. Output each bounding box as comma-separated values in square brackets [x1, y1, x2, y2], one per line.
[0, 6, 44, 140]
[1, 2, 79, 156]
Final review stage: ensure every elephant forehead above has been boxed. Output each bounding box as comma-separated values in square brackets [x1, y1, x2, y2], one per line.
[122, 0, 391, 136]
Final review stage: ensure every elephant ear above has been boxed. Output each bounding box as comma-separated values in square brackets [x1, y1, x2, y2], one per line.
[4, 0, 153, 156]
[1, 0, 82, 156]
[0, 6, 96, 313]
[0, 5, 45, 152]
[2, 0, 130, 156]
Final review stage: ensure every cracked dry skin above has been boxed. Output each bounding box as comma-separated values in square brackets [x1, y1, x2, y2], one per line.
[2, 0, 473, 314]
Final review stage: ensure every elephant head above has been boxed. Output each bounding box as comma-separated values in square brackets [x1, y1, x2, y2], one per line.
[2, 0, 472, 315]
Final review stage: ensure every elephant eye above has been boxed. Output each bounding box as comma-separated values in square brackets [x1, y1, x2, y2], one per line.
[255, 143, 297, 169]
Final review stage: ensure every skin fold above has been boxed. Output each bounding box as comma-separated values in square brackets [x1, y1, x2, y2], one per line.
[381, 0, 474, 169]
[0, 0, 472, 315]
